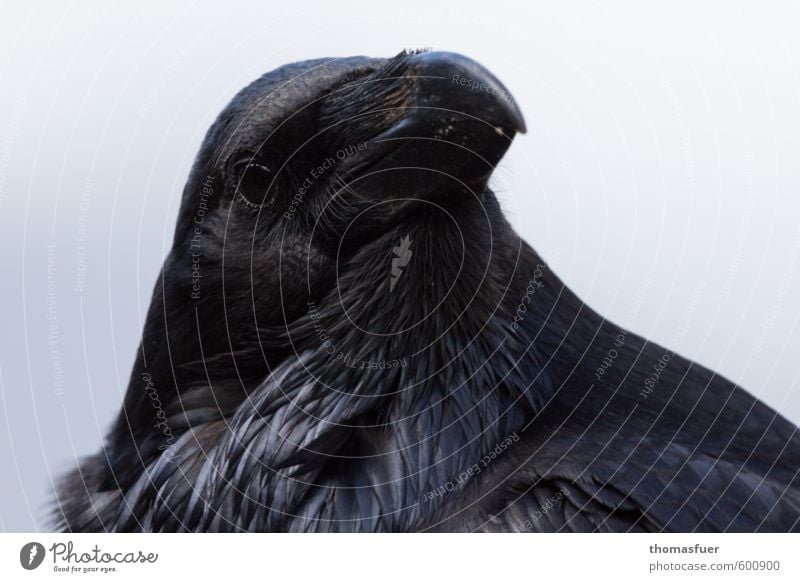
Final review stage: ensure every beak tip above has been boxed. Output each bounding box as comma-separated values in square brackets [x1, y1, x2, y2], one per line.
[410, 51, 527, 138]
[496, 123, 526, 139]
[506, 108, 528, 136]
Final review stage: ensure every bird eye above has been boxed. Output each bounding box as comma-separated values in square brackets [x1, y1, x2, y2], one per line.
[236, 162, 274, 208]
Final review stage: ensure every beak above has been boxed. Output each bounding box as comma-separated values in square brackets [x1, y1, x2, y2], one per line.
[392, 51, 526, 137]
[345, 51, 526, 197]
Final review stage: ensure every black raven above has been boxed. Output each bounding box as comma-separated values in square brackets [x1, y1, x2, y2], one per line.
[55, 50, 800, 532]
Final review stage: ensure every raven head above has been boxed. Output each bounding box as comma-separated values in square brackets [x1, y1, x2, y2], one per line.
[170, 49, 526, 352]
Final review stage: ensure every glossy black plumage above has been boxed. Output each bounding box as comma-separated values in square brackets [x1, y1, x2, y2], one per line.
[54, 51, 800, 532]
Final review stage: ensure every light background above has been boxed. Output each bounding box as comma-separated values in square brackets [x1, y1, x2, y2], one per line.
[1, 0, 799, 531]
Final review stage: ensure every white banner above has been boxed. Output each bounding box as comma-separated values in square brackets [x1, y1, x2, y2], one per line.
[0, 533, 796, 581]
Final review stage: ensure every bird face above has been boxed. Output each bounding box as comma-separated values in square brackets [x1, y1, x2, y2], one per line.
[169, 50, 526, 362]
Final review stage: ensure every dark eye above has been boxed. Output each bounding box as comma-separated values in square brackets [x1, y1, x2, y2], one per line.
[236, 162, 275, 208]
